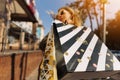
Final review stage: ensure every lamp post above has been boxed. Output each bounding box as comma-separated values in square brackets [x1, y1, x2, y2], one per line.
[101, 0, 107, 44]
[103, 1, 106, 44]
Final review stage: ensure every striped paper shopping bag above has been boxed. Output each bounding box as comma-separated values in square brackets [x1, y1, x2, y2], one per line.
[53, 20, 120, 80]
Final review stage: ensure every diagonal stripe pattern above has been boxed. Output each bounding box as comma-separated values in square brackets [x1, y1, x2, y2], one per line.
[53, 20, 120, 73]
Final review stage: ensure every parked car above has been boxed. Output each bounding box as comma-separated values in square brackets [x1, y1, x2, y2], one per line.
[111, 50, 120, 61]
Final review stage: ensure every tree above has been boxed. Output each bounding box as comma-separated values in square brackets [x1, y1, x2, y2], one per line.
[67, 0, 103, 31]
[95, 10, 120, 50]
[106, 10, 120, 50]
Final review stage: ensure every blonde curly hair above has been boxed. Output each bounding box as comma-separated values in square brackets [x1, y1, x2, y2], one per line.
[56, 6, 82, 27]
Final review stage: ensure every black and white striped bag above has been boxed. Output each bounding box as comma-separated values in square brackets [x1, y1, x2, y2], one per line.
[53, 20, 120, 80]
[40, 20, 120, 80]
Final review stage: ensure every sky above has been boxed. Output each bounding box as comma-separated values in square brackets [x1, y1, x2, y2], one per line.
[106, 0, 120, 19]
[35, 0, 120, 35]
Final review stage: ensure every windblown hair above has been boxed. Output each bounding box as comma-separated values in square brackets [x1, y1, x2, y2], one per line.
[57, 6, 82, 27]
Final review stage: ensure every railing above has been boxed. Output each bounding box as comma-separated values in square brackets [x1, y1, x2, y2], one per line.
[0, 23, 40, 55]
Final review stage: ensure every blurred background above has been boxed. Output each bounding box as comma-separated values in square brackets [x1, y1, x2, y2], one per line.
[36, 0, 120, 51]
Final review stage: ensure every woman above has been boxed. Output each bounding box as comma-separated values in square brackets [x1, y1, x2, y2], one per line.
[39, 6, 82, 80]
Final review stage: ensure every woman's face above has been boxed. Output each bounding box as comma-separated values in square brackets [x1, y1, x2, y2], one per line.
[56, 9, 73, 24]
